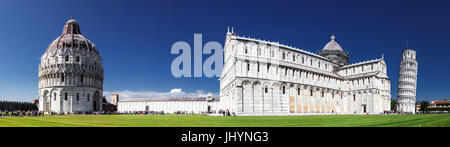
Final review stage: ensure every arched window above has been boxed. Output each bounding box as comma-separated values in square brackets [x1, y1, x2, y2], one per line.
[257, 62, 260, 72]
[76, 93, 79, 101]
[265, 86, 268, 93]
[65, 93, 68, 101]
[245, 60, 250, 71]
[80, 74, 84, 83]
[282, 52, 286, 60]
[244, 46, 248, 54]
[353, 94, 356, 101]
[61, 73, 65, 82]
[297, 88, 301, 95]
[321, 91, 324, 97]
[293, 54, 295, 61]
[76, 56, 80, 62]
[65, 55, 69, 62]
[282, 86, 286, 94]
[310, 89, 313, 96]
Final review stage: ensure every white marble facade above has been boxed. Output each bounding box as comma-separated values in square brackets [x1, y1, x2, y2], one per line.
[219, 30, 391, 115]
[397, 49, 418, 113]
[117, 97, 220, 114]
[38, 18, 104, 113]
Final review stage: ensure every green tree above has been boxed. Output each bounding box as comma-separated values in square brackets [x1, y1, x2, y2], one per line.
[420, 100, 429, 112]
[391, 99, 397, 111]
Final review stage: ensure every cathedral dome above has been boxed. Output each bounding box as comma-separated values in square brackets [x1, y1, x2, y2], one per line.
[317, 35, 349, 66]
[322, 35, 343, 51]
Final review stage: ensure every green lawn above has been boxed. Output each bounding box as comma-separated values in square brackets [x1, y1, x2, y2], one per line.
[0, 114, 449, 127]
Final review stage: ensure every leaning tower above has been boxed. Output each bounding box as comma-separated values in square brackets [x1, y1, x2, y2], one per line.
[397, 49, 418, 114]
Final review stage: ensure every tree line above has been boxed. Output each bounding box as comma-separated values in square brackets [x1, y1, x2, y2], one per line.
[0, 101, 38, 111]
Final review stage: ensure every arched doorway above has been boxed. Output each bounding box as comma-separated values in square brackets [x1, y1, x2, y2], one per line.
[43, 90, 50, 113]
[93, 91, 100, 112]
[362, 104, 367, 113]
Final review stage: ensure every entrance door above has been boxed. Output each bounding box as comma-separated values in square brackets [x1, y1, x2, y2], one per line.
[93, 91, 100, 112]
[45, 101, 50, 113]
[43, 90, 50, 113]
[93, 101, 98, 112]
[362, 104, 367, 113]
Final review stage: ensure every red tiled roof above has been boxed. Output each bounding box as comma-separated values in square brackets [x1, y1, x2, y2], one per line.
[431, 100, 450, 105]
[121, 97, 220, 102]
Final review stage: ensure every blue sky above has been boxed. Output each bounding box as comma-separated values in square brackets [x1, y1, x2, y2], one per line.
[0, 0, 449, 102]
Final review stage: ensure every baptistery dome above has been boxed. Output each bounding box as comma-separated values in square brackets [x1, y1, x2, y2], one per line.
[38, 18, 104, 114]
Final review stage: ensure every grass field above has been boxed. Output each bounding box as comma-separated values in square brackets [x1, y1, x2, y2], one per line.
[0, 114, 449, 127]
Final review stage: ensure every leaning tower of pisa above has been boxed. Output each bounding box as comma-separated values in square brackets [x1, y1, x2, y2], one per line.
[397, 49, 418, 114]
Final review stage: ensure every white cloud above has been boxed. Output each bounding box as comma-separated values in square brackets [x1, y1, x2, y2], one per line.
[170, 88, 182, 93]
[103, 89, 218, 101]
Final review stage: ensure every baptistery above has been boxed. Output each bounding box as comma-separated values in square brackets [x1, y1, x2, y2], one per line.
[38, 18, 104, 113]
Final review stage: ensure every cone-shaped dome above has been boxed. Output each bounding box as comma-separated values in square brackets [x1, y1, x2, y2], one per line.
[62, 17, 82, 35]
[44, 18, 99, 54]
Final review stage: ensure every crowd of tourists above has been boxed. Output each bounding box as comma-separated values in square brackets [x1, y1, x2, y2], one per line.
[0, 110, 230, 117]
[0, 110, 43, 117]
[116, 111, 166, 115]
[218, 109, 233, 116]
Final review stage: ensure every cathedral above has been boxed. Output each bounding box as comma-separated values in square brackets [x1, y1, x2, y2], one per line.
[219, 29, 391, 115]
[38, 18, 104, 113]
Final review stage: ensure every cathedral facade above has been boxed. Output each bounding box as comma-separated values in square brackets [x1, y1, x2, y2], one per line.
[219, 30, 391, 115]
[38, 18, 104, 113]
